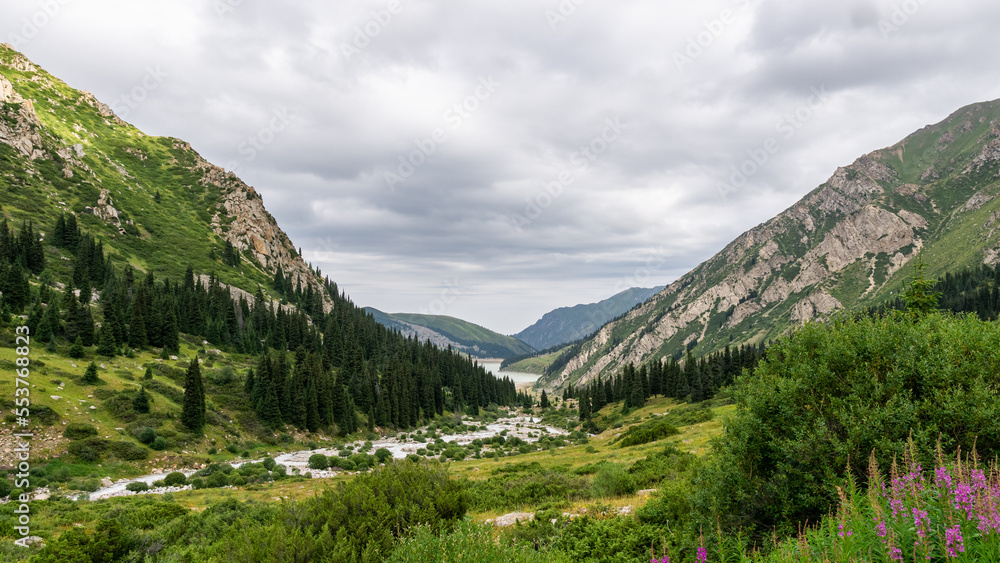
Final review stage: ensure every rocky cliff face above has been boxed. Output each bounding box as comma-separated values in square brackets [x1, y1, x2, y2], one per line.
[0, 45, 331, 313]
[538, 99, 1000, 391]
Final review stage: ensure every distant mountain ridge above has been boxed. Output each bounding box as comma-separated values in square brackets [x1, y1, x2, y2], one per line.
[536, 98, 1000, 391]
[514, 286, 664, 351]
[364, 308, 535, 359]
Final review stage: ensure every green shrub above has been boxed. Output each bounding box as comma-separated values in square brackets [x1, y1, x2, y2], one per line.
[109, 440, 148, 461]
[0, 478, 10, 499]
[308, 454, 329, 470]
[151, 436, 168, 451]
[126, 481, 150, 492]
[590, 463, 637, 498]
[702, 311, 1000, 539]
[617, 418, 679, 447]
[137, 427, 157, 445]
[163, 472, 187, 487]
[387, 521, 573, 563]
[63, 422, 98, 440]
[374, 448, 392, 464]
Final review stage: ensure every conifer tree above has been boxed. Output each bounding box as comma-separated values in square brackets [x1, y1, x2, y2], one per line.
[133, 386, 150, 414]
[83, 362, 99, 384]
[96, 326, 117, 357]
[69, 336, 85, 359]
[540, 389, 549, 409]
[181, 360, 206, 433]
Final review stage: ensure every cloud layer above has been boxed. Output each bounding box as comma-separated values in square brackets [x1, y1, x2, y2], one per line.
[7, 0, 1000, 334]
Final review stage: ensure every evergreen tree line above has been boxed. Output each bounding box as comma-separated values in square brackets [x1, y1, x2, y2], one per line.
[5, 213, 520, 436]
[568, 343, 766, 420]
[0, 219, 45, 312]
[870, 262, 1000, 321]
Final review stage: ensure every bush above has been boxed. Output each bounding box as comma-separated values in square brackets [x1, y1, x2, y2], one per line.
[590, 463, 637, 498]
[163, 472, 187, 487]
[262, 457, 276, 471]
[63, 422, 98, 440]
[225, 443, 239, 454]
[68, 437, 110, 462]
[702, 311, 1000, 539]
[0, 478, 10, 499]
[374, 448, 392, 464]
[151, 436, 168, 451]
[335, 458, 356, 471]
[126, 481, 149, 492]
[137, 427, 157, 445]
[617, 418, 679, 447]
[109, 440, 149, 461]
[387, 520, 572, 563]
[308, 454, 329, 470]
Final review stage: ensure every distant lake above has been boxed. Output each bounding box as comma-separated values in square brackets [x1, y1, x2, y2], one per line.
[480, 360, 540, 384]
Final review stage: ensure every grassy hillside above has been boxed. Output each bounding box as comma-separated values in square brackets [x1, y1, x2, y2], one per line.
[369, 309, 535, 359]
[539, 99, 1000, 391]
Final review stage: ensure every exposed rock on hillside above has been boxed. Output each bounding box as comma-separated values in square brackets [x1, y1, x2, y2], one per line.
[538, 99, 1000, 392]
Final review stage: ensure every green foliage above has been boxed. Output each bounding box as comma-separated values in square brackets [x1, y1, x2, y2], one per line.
[163, 472, 187, 487]
[137, 427, 156, 445]
[82, 361, 100, 384]
[701, 310, 1000, 539]
[125, 481, 149, 492]
[387, 521, 573, 563]
[62, 422, 97, 440]
[180, 359, 206, 433]
[465, 462, 590, 511]
[307, 453, 329, 470]
[590, 462, 637, 498]
[616, 418, 679, 447]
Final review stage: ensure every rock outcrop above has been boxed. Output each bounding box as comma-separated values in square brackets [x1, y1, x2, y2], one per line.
[540, 99, 1000, 392]
[0, 75, 45, 159]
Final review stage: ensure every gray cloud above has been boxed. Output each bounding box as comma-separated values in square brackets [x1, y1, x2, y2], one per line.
[6, 0, 1000, 334]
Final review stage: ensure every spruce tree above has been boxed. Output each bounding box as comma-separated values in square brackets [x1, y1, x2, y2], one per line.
[181, 360, 206, 433]
[144, 366, 153, 380]
[96, 327, 117, 357]
[133, 386, 150, 414]
[540, 389, 549, 409]
[69, 336, 85, 359]
[82, 362, 99, 384]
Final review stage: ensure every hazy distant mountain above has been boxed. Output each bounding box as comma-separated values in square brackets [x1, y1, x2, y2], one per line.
[537, 99, 1000, 391]
[514, 286, 664, 351]
[365, 308, 535, 359]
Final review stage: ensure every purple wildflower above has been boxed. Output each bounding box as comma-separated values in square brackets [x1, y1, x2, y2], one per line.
[876, 520, 887, 538]
[935, 466, 953, 493]
[696, 546, 708, 563]
[889, 546, 903, 561]
[945, 525, 964, 558]
[911, 507, 930, 538]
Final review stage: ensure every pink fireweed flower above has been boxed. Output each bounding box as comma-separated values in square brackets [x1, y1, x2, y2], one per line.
[890, 498, 904, 519]
[935, 466, 953, 493]
[837, 522, 853, 538]
[889, 546, 903, 561]
[696, 546, 708, 562]
[911, 507, 930, 537]
[876, 520, 888, 538]
[945, 525, 965, 558]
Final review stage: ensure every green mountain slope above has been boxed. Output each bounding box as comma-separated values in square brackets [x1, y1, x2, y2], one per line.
[537, 99, 1000, 391]
[0, 45, 524, 473]
[364, 308, 535, 359]
[0, 44, 322, 302]
[514, 286, 664, 351]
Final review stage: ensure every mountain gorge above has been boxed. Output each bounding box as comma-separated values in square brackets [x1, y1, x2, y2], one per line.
[537, 99, 1000, 391]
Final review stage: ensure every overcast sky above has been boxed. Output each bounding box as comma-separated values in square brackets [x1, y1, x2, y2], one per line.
[6, 0, 1000, 335]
